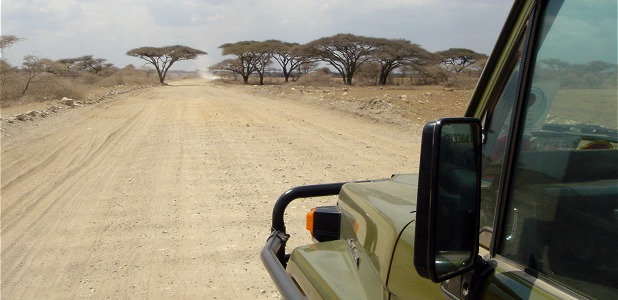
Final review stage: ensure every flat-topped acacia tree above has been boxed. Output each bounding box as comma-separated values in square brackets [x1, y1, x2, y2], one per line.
[302, 34, 380, 85]
[436, 48, 487, 74]
[218, 41, 270, 85]
[126, 45, 207, 84]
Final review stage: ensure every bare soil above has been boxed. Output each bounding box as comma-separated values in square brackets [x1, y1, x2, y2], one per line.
[1, 79, 469, 299]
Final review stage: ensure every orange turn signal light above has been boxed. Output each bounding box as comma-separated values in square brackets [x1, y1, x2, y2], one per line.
[306, 208, 316, 236]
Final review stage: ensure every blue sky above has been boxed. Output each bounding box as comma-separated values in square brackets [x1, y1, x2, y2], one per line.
[1, 0, 514, 71]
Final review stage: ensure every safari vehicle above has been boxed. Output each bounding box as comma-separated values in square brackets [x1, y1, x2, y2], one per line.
[262, 0, 617, 299]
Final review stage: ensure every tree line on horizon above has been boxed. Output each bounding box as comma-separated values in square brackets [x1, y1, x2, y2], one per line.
[210, 34, 489, 86]
[122, 34, 489, 86]
[1, 33, 487, 89]
[2, 33, 614, 103]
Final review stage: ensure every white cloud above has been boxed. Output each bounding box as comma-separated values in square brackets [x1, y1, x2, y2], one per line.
[2, 0, 514, 70]
[37, 0, 81, 18]
[207, 14, 225, 22]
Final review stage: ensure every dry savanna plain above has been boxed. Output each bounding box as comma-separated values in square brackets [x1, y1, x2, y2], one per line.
[1, 79, 470, 299]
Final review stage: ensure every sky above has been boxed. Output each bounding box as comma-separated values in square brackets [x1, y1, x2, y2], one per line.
[1, 0, 515, 71]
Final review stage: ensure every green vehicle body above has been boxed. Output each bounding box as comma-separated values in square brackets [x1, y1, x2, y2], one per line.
[262, 0, 617, 299]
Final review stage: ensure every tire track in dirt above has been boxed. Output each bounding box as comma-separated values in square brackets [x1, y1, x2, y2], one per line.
[1, 142, 73, 208]
[1, 102, 148, 289]
[1, 104, 146, 233]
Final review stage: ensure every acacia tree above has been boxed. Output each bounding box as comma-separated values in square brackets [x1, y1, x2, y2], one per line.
[0, 35, 24, 54]
[250, 41, 275, 85]
[126, 45, 206, 84]
[540, 58, 570, 73]
[21, 55, 57, 95]
[57, 55, 111, 74]
[303, 34, 379, 85]
[294, 60, 319, 81]
[402, 64, 445, 85]
[372, 38, 433, 85]
[210, 58, 242, 81]
[1, 35, 24, 87]
[218, 41, 275, 85]
[572, 60, 616, 88]
[436, 48, 487, 73]
[268, 40, 314, 82]
[218, 41, 259, 84]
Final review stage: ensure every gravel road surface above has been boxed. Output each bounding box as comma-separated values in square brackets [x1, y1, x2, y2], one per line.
[1, 79, 422, 299]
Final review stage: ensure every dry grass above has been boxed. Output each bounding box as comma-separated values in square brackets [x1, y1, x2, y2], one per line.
[0, 68, 200, 108]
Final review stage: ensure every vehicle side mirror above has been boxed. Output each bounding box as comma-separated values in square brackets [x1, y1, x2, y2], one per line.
[414, 118, 482, 282]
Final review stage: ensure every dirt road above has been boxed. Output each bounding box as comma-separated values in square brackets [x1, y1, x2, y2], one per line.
[1, 79, 422, 299]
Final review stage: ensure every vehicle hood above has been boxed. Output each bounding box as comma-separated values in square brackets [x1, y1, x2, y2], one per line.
[338, 174, 419, 281]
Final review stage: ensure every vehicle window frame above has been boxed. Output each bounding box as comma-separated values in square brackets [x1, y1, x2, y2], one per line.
[489, 2, 542, 257]
[485, 0, 576, 296]
[470, 0, 537, 251]
[477, 41, 524, 249]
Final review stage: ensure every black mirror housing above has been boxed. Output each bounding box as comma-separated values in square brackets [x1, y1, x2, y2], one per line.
[414, 118, 482, 282]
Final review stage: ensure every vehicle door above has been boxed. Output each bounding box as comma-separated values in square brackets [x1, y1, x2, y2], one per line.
[472, 0, 617, 299]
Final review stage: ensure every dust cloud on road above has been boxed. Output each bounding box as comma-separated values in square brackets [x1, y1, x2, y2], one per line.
[1, 79, 421, 299]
